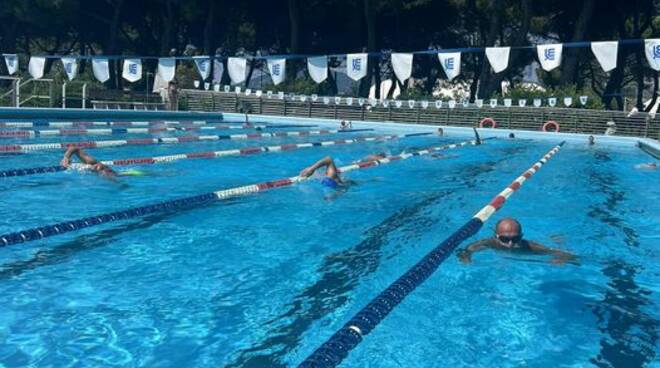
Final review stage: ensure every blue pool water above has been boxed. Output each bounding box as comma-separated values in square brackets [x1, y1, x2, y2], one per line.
[0, 118, 658, 367]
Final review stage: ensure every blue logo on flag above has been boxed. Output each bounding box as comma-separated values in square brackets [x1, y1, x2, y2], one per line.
[654, 45, 660, 60]
[544, 48, 555, 61]
[129, 63, 138, 74]
[444, 57, 454, 71]
[352, 58, 362, 71]
[65, 63, 72, 73]
[199, 61, 207, 71]
[272, 64, 281, 76]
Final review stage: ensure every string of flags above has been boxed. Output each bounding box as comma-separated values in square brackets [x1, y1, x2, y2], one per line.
[1, 39, 659, 85]
[216, 84, 591, 109]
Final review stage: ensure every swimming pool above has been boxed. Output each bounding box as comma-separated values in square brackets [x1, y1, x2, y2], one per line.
[0, 114, 658, 367]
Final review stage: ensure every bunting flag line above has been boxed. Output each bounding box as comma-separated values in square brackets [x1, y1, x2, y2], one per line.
[346, 53, 368, 81]
[28, 56, 46, 79]
[60, 57, 79, 81]
[194, 56, 211, 80]
[307, 56, 328, 83]
[3, 54, 18, 75]
[92, 58, 110, 83]
[157, 58, 176, 83]
[213, 59, 224, 83]
[591, 41, 618, 72]
[228, 57, 247, 84]
[644, 39, 660, 71]
[122, 58, 142, 82]
[267, 58, 286, 85]
[537, 44, 563, 71]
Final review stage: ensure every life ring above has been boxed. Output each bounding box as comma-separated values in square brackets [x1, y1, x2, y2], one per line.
[479, 117, 497, 128]
[542, 120, 560, 132]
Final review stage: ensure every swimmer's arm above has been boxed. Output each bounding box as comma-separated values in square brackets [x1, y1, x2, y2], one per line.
[300, 156, 333, 177]
[61, 147, 97, 167]
[528, 241, 577, 264]
[457, 239, 492, 264]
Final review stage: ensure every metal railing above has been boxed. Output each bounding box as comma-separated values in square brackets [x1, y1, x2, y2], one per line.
[90, 100, 166, 110]
[179, 89, 660, 139]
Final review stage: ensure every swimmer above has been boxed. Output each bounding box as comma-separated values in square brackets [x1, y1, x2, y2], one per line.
[355, 152, 386, 163]
[299, 156, 349, 190]
[61, 147, 145, 178]
[457, 217, 576, 265]
[635, 162, 657, 170]
[436, 127, 444, 136]
[339, 120, 352, 130]
[588, 135, 595, 146]
[508, 133, 515, 139]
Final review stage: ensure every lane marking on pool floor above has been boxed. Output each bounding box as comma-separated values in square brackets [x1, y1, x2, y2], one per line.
[0, 124, 318, 139]
[0, 129, 372, 153]
[0, 137, 484, 247]
[0, 132, 432, 178]
[297, 141, 566, 368]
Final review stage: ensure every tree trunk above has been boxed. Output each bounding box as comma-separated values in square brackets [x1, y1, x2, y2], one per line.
[107, 0, 124, 88]
[476, 0, 502, 99]
[288, 0, 300, 53]
[203, 0, 217, 55]
[360, 0, 377, 97]
[560, 0, 595, 85]
[160, 0, 175, 55]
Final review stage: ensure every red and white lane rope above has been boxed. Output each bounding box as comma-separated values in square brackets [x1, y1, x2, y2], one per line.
[212, 138, 480, 199]
[0, 129, 372, 153]
[0, 137, 483, 247]
[0, 124, 313, 138]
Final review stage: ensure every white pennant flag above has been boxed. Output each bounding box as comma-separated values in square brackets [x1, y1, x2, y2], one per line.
[267, 58, 286, 85]
[213, 60, 224, 83]
[122, 58, 142, 82]
[391, 53, 413, 83]
[408, 99, 415, 109]
[28, 56, 46, 79]
[307, 56, 328, 84]
[157, 58, 176, 82]
[504, 98, 512, 107]
[489, 99, 498, 108]
[228, 57, 247, 84]
[579, 95, 588, 105]
[533, 98, 542, 107]
[438, 52, 461, 81]
[644, 39, 660, 71]
[563, 97, 573, 107]
[485, 47, 510, 73]
[475, 99, 483, 108]
[448, 100, 456, 109]
[435, 100, 443, 109]
[518, 99, 527, 107]
[591, 41, 618, 72]
[3, 54, 18, 75]
[537, 44, 563, 71]
[194, 56, 211, 80]
[60, 57, 79, 81]
[92, 58, 110, 82]
[548, 97, 557, 107]
[346, 53, 368, 81]
[346, 97, 353, 106]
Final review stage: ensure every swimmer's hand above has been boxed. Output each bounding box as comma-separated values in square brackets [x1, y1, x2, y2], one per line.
[457, 250, 472, 264]
[299, 167, 314, 178]
[60, 157, 70, 168]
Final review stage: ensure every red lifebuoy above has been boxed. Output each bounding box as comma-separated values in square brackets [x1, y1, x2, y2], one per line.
[479, 117, 497, 128]
[542, 120, 560, 132]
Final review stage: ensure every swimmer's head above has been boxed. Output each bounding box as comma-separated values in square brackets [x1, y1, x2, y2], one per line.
[508, 133, 515, 138]
[588, 135, 595, 145]
[495, 218, 523, 248]
[436, 128, 444, 136]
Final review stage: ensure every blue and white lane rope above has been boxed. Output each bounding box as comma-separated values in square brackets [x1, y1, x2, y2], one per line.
[296, 141, 566, 368]
[0, 124, 317, 139]
[0, 129, 372, 153]
[0, 132, 431, 178]
[0, 138, 483, 247]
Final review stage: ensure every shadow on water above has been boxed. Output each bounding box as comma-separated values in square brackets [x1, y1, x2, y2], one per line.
[586, 150, 658, 367]
[225, 145, 529, 368]
[0, 198, 239, 280]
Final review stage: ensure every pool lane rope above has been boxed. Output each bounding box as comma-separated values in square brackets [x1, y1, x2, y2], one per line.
[0, 124, 317, 139]
[0, 138, 484, 248]
[0, 129, 372, 153]
[0, 132, 432, 178]
[296, 141, 566, 368]
[0, 120, 224, 128]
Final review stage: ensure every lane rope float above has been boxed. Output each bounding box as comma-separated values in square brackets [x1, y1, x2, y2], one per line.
[0, 129, 372, 153]
[0, 124, 318, 139]
[0, 132, 432, 178]
[297, 141, 566, 368]
[0, 137, 486, 247]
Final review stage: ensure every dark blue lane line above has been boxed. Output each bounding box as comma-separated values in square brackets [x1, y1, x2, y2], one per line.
[586, 150, 658, 367]
[224, 145, 529, 368]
